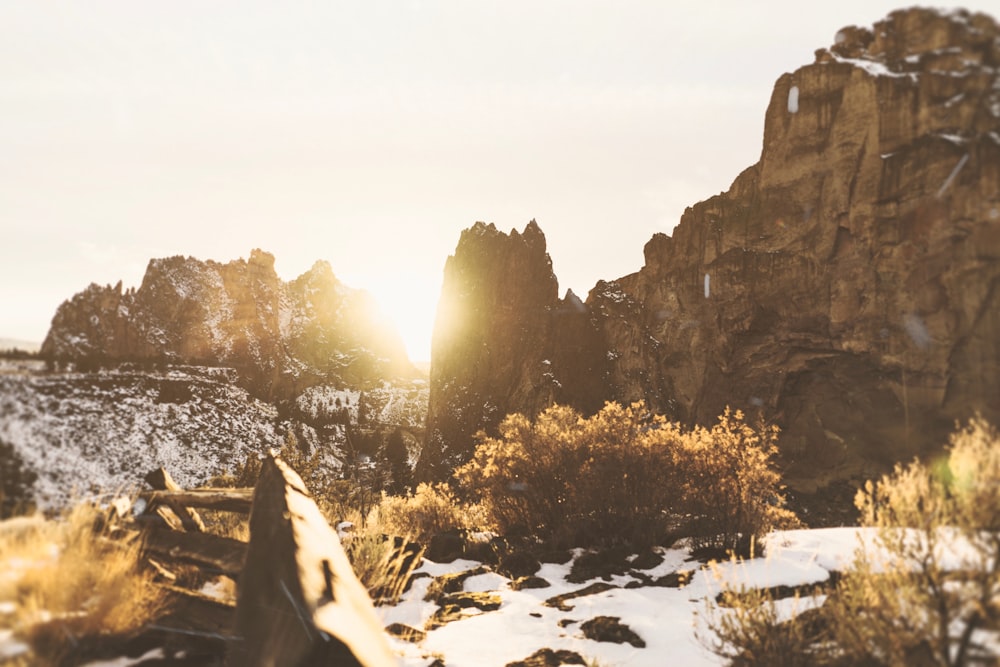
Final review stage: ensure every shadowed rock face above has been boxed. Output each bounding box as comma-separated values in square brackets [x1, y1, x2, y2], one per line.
[417, 221, 607, 480]
[41, 249, 415, 401]
[422, 8, 1000, 488]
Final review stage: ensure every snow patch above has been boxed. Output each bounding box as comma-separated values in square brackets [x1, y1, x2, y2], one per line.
[382, 528, 885, 667]
[936, 153, 970, 198]
[0, 630, 29, 661]
[787, 85, 799, 113]
[828, 52, 917, 80]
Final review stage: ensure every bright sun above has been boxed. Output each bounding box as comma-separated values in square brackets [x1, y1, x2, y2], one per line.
[360, 273, 440, 365]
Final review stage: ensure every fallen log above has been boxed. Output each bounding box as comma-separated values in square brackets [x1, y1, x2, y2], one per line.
[144, 468, 207, 532]
[156, 584, 236, 639]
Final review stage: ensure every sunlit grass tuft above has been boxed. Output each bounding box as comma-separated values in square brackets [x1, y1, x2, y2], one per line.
[0, 502, 168, 664]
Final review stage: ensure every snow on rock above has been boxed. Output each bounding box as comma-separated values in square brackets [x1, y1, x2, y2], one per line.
[40, 250, 418, 404]
[787, 85, 799, 112]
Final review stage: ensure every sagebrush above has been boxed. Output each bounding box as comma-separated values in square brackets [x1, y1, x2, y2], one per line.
[455, 402, 794, 550]
[704, 416, 1000, 667]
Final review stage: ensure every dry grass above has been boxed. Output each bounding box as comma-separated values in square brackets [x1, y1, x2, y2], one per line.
[0, 502, 169, 665]
[200, 508, 250, 542]
[376, 482, 487, 544]
[343, 530, 422, 605]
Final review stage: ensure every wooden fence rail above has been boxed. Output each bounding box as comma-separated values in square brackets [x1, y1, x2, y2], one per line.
[133, 454, 396, 667]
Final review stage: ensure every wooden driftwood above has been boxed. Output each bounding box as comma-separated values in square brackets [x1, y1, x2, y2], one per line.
[228, 456, 397, 667]
[156, 585, 236, 638]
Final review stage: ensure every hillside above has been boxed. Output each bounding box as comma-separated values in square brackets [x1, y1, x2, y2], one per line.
[4, 249, 432, 510]
[42, 249, 417, 403]
[0, 365, 428, 511]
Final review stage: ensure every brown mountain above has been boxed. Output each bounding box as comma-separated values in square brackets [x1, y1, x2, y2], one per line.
[420, 7, 1000, 489]
[42, 249, 416, 401]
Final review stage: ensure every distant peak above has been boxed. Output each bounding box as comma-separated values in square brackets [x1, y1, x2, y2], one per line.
[248, 248, 275, 268]
[523, 219, 543, 239]
[456, 220, 547, 254]
[305, 259, 336, 280]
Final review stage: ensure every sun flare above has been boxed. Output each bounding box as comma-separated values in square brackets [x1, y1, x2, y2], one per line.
[357, 273, 441, 365]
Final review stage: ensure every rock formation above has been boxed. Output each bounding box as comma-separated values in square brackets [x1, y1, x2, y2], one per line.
[42, 249, 415, 401]
[421, 8, 1000, 488]
[417, 221, 606, 479]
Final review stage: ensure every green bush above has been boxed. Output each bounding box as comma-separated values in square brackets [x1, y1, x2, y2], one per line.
[0, 438, 36, 519]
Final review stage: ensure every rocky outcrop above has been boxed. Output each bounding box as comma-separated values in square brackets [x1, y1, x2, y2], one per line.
[422, 8, 1000, 488]
[417, 222, 607, 479]
[41, 250, 415, 401]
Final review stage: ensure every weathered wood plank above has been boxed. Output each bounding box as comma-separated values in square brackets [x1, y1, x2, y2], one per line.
[228, 456, 396, 667]
[142, 528, 247, 579]
[145, 468, 207, 532]
[150, 505, 185, 532]
[137, 488, 255, 514]
[157, 584, 236, 638]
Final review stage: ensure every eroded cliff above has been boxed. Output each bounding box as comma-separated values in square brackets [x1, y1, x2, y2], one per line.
[422, 8, 1000, 488]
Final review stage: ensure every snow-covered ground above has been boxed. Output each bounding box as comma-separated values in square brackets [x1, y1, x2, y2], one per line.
[0, 366, 428, 510]
[0, 367, 288, 508]
[2, 525, 996, 665]
[379, 528, 868, 667]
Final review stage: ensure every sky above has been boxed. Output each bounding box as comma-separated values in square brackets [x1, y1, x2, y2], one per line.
[1, 1, 990, 362]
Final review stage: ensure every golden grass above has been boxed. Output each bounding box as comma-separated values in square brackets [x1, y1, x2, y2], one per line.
[0, 502, 169, 664]
[343, 532, 413, 605]
[375, 483, 487, 544]
[200, 508, 250, 542]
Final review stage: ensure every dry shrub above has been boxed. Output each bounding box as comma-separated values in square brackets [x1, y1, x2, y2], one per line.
[704, 417, 1000, 667]
[823, 416, 1000, 666]
[346, 483, 487, 603]
[1, 503, 167, 664]
[701, 584, 826, 667]
[456, 402, 791, 550]
[455, 402, 678, 548]
[375, 482, 485, 544]
[341, 529, 423, 605]
[681, 408, 799, 555]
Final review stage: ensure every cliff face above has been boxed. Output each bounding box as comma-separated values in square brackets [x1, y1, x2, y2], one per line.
[41, 249, 415, 401]
[422, 8, 1000, 487]
[417, 222, 607, 479]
